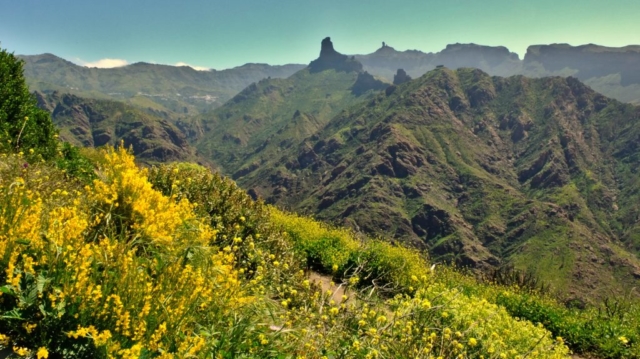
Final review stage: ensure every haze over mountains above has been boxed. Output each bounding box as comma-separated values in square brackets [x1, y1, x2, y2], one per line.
[20, 53, 305, 120]
[19, 37, 640, 299]
[354, 42, 640, 105]
[19, 40, 640, 117]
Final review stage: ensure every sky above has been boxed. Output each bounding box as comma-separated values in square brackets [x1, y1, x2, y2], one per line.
[1, 0, 639, 70]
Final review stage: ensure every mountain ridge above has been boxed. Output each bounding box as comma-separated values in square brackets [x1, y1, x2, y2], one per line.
[19, 53, 306, 119]
[231, 66, 640, 299]
[192, 38, 389, 176]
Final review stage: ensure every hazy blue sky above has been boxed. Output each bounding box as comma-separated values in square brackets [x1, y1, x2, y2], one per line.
[1, 0, 638, 70]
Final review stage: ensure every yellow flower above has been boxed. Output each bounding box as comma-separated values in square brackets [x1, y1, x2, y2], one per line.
[619, 336, 629, 345]
[468, 338, 478, 347]
[13, 347, 30, 357]
[37, 347, 49, 359]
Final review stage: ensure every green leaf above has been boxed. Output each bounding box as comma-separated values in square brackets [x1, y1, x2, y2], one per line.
[36, 273, 50, 294]
[1, 309, 23, 320]
[0, 285, 12, 294]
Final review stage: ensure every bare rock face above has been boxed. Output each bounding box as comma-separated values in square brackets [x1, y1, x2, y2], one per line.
[309, 37, 363, 73]
[393, 69, 412, 85]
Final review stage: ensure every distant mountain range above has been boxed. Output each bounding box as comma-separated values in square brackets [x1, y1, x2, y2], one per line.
[354, 42, 640, 105]
[20, 53, 305, 120]
[191, 37, 388, 177]
[19, 41, 640, 120]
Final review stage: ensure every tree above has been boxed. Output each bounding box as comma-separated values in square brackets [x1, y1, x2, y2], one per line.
[0, 46, 58, 159]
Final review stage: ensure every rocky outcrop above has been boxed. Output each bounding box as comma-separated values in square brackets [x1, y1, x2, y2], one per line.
[393, 69, 412, 85]
[437, 43, 519, 68]
[309, 37, 363, 73]
[351, 71, 388, 95]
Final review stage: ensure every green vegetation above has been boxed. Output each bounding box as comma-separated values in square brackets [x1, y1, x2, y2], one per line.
[0, 49, 58, 160]
[4, 42, 640, 358]
[38, 91, 201, 165]
[1, 143, 638, 357]
[233, 66, 640, 301]
[193, 67, 381, 175]
[0, 146, 573, 358]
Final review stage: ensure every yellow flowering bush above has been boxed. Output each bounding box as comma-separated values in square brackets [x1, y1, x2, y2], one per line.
[0, 148, 255, 357]
[0, 147, 575, 358]
[269, 208, 361, 274]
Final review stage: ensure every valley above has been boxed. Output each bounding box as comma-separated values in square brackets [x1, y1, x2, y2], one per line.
[21, 37, 640, 301]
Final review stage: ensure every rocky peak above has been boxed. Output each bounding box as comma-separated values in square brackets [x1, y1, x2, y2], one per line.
[309, 37, 363, 73]
[393, 69, 412, 85]
[438, 43, 520, 67]
[319, 37, 339, 57]
[374, 42, 397, 54]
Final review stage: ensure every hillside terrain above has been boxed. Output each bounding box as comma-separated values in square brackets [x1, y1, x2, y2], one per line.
[19, 53, 304, 119]
[17, 38, 640, 301]
[233, 66, 640, 300]
[192, 38, 388, 176]
[35, 91, 202, 165]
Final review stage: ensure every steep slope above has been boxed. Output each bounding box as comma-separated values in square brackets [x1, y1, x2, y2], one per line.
[193, 37, 388, 176]
[36, 91, 203, 165]
[237, 67, 640, 299]
[19, 53, 305, 118]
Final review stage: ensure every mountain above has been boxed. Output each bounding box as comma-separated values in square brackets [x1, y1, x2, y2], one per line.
[192, 37, 388, 176]
[36, 91, 204, 165]
[20, 39, 640, 298]
[354, 42, 522, 80]
[19, 53, 305, 119]
[523, 44, 640, 105]
[233, 67, 640, 300]
[354, 42, 640, 105]
[20, 41, 640, 115]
